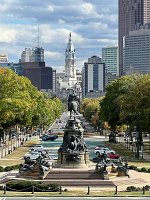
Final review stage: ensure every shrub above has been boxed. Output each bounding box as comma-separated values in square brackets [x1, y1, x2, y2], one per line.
[4, 164, 22, 172]
[137, 168, 141, 172]
[6, 181, 59, 192]
[0, 166, 4, 172]
[128, 165, 137, 170]
[135, 187, 141, 191]
[5, 166, 14, 171]
[126, 186, 136, 192]
[145, 185, 150, 191]
[140, 167, 147, 172]
[147, 168, 150, 173]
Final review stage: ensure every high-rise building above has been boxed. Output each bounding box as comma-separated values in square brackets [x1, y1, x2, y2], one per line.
[21, 47, 44, 62]
[52, 70, 56, 93]
[119, 0, 150, 76]
[9, 62, 23, 76]
[0, 54, 8, 67]
[82, 56, 105, 98]
[102, 46, 119, 76]
[124, 25, 150, 74]
[23, 62, 53, 91]
[0, 55, 8, 63]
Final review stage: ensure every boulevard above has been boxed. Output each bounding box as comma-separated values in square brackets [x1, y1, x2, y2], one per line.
[0, 197, 150, 200]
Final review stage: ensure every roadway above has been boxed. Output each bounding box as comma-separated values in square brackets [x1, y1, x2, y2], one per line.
[0, 197, 150, 200]
[50, 111, 95, 134]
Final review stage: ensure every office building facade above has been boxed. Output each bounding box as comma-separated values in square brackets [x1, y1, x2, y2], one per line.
[102, 46, 119, 76]
[124, 26, 150, 74]
[82, 56, 105, 98]
[21, 47, 44, 62]
[119, 0, 150, 76]
[22, 62, 53, 91]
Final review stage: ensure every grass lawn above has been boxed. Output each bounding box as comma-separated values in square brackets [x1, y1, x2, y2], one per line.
[104, 141, 150, 168]
[0, 138, 39, 167]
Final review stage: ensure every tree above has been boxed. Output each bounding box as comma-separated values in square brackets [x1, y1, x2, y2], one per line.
[81, 98, 102, 128]
[0, 68, 64, 129]
[100, 73, 150, 133]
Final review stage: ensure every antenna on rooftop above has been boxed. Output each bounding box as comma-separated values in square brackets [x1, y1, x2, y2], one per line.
[38, 23, 40, 47]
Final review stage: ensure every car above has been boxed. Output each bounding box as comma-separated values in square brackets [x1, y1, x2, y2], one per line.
[107, 152, 120, 159]
[95, 145, 107, 150]
[42, 135, 58, 141]
[94, 147, 115, 155]
[40, 134, 49, 139]
[30, 144, 44, 152]
[24, 151, 41, 160]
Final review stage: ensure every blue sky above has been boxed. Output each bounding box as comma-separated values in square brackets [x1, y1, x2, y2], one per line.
[0, 0, 118, 72]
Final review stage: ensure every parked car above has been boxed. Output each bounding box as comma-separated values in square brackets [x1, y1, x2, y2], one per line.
[30, 144, 44, 152]
[95, 145, 107, 150]
[107, 152, 120, 159]
[94, 147, 115, 155]
[42, 135, 58, 141]
[24, 151, 41, 160]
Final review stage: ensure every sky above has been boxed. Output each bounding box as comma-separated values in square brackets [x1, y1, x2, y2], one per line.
[0, 0, 118, 72]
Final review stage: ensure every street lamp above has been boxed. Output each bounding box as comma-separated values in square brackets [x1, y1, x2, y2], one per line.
[135, 113, 142, 159]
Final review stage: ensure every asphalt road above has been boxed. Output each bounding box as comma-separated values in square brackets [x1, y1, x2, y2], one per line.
[0, 197, 150, 200]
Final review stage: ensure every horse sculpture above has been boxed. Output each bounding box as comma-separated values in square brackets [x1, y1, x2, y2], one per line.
[68, 91, 80, 118]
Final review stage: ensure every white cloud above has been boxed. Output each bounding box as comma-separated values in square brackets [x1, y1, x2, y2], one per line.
[0, 26, 17, 43]
[0, 0, 118, 70]
[58, 19, 66, 24]
[92, 22, 108, 30]
[45, 51, 63, 58]
[41, 26, 84, 45]
[80, 3, 97, 16]
[97, 38, 118, 44]
[47, 5, 54, 12]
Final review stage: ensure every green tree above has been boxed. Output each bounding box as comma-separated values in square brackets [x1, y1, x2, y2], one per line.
[0, 68, 64, 129]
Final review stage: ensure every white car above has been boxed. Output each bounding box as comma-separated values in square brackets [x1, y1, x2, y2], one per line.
[30, 144, 44, 152]
[24, 151, 41, 160]
[94, 147, 115, 155]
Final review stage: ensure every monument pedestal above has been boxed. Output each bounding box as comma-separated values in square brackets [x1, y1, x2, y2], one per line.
[57, 150, 90, 168]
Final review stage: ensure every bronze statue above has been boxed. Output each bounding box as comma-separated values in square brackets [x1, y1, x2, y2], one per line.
[68, 90, 80, 118]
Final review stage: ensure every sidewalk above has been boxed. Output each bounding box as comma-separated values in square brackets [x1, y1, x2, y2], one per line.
[111, 169, 150, 191]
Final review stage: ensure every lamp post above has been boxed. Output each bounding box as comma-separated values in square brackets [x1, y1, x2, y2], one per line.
[136, 113, 142, 159]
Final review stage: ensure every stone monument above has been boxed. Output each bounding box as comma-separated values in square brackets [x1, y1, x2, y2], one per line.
[19, 153, 51, 179]
[57, 90, 90, 168]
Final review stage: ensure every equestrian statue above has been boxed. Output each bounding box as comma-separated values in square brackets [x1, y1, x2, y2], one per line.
[68, 90, 80, 118]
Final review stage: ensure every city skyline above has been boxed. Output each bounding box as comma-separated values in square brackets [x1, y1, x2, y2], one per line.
[0, 0, 117, 72]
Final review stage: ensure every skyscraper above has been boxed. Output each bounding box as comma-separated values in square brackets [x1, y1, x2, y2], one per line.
[124, 25, 150, 74]
[82, 56, 105, 98]
[118, 0, 150, 76]
[102, 46, 119, 76]
[21, 47, 44, 62]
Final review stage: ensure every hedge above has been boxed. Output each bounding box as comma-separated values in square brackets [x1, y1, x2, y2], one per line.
[0, 164, 22, 172]
[6, 181, 59, 192]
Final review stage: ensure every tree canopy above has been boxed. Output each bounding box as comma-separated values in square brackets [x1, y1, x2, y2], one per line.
[0, 68, 64, 129]
[100, 74, 150, 132]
